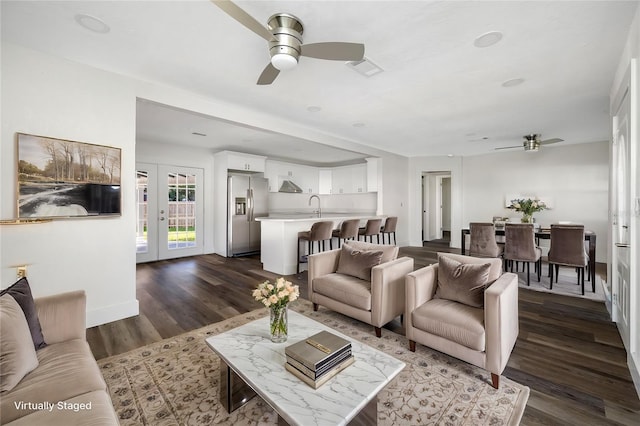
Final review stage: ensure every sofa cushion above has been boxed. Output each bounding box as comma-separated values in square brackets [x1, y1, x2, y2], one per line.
[412, 298, 486, 351]
[341, 240, 398, 263]
[313, 273, 372, 311]
[435, 254, 491, 308]
[0, 294, 40, 393]
[1, 277, 46, 350]
[0, 339, 107, 424]
[336, 243, 383, 281]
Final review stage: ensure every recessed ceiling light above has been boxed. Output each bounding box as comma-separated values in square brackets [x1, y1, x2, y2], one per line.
[474, 31, 503, 48]
[502, 78, 525, 87]
[192, 132, 207, 137]
[307, 106, 322, 112]
[447, 154, 454, 158]
[352, 122, 366, 128]
[74, 14, 110, 34]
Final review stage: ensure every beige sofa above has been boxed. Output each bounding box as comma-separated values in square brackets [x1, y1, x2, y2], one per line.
[1, 290, 119, 425]
[308, 240, 414, 337]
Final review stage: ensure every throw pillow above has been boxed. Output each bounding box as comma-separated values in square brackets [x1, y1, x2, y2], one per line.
[336, 243, 384, 281]
[0, 278, 46, 350]
[435, 255, 491, 308]
[0, 294, 40, 392]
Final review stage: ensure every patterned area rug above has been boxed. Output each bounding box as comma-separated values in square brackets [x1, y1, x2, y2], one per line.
[512, 261, 605, 301]
[98, 300, 529, 425]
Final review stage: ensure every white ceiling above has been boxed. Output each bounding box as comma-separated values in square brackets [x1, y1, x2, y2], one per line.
[2, 1, 638, 165]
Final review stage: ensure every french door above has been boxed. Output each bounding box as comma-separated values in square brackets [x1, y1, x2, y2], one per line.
[136, 163, 204, 263]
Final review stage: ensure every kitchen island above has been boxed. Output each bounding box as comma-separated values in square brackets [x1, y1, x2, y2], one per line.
[256, 214, 385, 275]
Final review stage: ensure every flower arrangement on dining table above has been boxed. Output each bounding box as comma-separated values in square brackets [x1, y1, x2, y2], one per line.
[252, 277, 299, 342]
[508, 197, 546, 223]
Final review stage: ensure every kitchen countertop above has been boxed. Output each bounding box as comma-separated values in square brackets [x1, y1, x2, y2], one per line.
[257, 213, 380, 222]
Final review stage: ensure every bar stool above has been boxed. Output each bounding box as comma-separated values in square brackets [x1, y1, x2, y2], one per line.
[380, 216, 398, 245]
[297, 221, 334, 273]
[332, 219, 360, 248]
[358, 218, 383, 243]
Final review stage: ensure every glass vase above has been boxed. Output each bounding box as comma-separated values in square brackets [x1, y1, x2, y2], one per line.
[269, 305, 288, 343]
[521, 213, 533, 223]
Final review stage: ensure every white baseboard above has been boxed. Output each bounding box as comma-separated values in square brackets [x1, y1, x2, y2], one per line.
[629, 353, 640, 399]
[86, 299, 139, 328]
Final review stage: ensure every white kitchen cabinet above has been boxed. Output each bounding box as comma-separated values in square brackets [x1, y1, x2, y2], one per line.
[318, 169, 332, 194]
[265, 160, 319, 193]
[330, 166, 351, 194]
[351, 164, 367, 193]
[366, 157, 379, 192]
[225, 151, 266, 172]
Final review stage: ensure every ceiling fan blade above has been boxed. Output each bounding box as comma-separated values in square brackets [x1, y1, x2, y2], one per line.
[300, 42, 365, 61]
[540, 138, 564, 145]
[257, 63, 280, 85]
[210, 0, 276, 42]
[495, 145, 522, 150]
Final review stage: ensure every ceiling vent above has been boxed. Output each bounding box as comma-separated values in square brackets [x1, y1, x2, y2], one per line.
[346, 57, 384, 77]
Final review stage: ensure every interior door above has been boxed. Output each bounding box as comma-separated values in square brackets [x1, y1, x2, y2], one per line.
[611, 68, 632, 349]
[422, 174, 429, 241]
[158, 166, 204, 260]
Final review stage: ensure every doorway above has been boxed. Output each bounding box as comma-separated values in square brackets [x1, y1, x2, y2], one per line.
[136, 163, 204, 263]
[422, 171, 451, 244]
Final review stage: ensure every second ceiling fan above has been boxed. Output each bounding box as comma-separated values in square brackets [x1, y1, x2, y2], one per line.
[211, 0, 365, 85]
[495, 134, 564, 152]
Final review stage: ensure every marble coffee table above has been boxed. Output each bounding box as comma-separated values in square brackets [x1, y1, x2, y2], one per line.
[205, 310, 405, 426]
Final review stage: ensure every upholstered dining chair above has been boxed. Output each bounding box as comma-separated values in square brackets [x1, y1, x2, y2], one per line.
[547, 224, 589, 295]
[380, 216, 398, 245]
[308, 240, 414, 337]
[503, 223, 542, 286]
[469, 222, 504, 258]
[297, 221, 334, 273]
[405, 253, 519, 388]
[358, 218, 383, 243]
[332, 219, 360, 248]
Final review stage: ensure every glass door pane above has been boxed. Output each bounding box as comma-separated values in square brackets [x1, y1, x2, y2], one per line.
[136, 170, 149, 254]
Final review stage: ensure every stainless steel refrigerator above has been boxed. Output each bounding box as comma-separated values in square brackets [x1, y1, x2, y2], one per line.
[227, 173, 268, 256]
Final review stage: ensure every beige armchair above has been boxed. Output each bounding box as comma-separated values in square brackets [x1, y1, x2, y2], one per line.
[308, 240, 414, 337]
[405, 253, 518, 388]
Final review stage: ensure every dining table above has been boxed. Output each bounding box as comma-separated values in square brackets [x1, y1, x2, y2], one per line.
[460, 227, 597, 288]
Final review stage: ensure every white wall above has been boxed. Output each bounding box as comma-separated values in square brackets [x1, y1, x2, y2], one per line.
[136, 139, 216, 255]
[408, 143, 609, 262]
[379, 154, 410, 247]
[1, 43, 138, 326]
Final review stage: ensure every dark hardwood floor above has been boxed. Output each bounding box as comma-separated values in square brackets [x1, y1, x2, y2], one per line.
[87, 245, 640, 425]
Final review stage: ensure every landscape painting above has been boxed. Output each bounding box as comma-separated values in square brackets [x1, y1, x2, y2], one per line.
[17, 133, 122, 218]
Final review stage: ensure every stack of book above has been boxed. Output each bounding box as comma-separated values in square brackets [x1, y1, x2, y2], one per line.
[284, 330, 354, 389]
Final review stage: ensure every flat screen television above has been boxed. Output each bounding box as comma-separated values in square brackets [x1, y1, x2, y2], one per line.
[17, 133, 122, 218]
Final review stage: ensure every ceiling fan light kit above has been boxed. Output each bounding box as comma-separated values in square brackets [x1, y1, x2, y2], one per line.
[211, 0, 365, 85]
[267, 13, 303, 71]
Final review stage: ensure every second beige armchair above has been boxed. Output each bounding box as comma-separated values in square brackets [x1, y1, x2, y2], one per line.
[405, 253, 519, 388]
[308, 240, 414, 337]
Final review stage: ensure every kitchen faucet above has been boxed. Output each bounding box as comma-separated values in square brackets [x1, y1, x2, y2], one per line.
[309, 195, 321, 218]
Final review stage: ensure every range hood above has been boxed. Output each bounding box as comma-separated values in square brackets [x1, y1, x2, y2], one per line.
[278, 180, 303, 193]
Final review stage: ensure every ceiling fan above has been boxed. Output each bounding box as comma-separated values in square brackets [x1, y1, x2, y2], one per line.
[210, 0, 365, 85]
[495, 134, 564, 152]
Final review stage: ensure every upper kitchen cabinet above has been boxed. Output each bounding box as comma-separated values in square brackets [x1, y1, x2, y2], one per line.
[318, 169, 332, 194]
[366, 157, 379, 192]
[221, 151, 266, 172]
[331, 164, 367, 194]
[265, 160, 318, 193]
